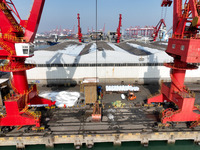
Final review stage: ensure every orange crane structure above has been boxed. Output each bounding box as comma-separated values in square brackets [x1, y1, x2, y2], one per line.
[0, 0, 55, 128]
[77, 13, 82, 43]
[148, 0, 200, 127]
[152, 19, 166, 41]
[102, 23, 105, 33]
[116, 14, 122, 43]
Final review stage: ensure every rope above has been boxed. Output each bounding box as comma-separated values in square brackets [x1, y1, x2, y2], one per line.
[95, 0, 98, 89]
[164, 7, 168, 20]
[161, 0, 168, 20]
[161, 6, 164, 19]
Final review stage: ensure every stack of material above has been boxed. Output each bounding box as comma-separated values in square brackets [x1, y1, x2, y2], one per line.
[82, 77, 99, 104]
[106, 85, 139, 92]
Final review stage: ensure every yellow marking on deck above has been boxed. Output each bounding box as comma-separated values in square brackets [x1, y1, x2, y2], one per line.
[136, 133, 140, 136]
[87, 135, 92, 137]
[9, 137, 13, 140]
[155, 133, 159, 135]
[62, 136, 67, 138]
[0, 138, 5, 141]
[34, 136, 39, 139]
[170, 132, 174, 135]
[193, 132, 198, 134]
[96, 135, 100, 137]
[26, 137, 30, 139]
[128, 133, 133, 136]
[17, 137, 22, 140]
[70, 135, 75, 138]
[112, 134, 116, 136]
[54, 136, 59, 138]
[186, 132, 190, 135]
[178, 132, 182, 135]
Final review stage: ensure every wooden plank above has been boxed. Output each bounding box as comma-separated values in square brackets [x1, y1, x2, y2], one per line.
[84, 85, 97, 104]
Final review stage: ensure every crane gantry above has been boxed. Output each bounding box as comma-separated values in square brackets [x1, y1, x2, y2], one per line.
[152, 19, 166, 41]
[0, 0, 55, 128]
[116, 14, 122, 43]
[148, 0, 200, 127]
[77, 13, 82, 43]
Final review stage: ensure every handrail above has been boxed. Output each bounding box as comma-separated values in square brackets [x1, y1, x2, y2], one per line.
[0, 64, 36, 72]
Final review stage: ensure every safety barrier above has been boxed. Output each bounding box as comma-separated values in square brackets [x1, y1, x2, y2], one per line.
[4, 84, 35, 102]
[0, 40, 13, 52]
[0, 64, 36, 72]
[25, 110, 41, 120]
[0, 34, 23, 43]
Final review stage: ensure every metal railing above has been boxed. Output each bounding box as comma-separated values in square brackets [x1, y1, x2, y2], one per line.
[0, 64, 36, 72]
[0, 33, 23, 43]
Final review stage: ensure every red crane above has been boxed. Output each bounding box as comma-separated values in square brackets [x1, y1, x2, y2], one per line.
[152, 19, 166, 41]
[87, 27, 91, 34]
[116, 14, 122, 43]
[148, 0, 200, 127]
[102, 23, 105, 33]
[77, 13, 82, 43]
[0, 0, 55, 128]
[72, 25, 75, 34]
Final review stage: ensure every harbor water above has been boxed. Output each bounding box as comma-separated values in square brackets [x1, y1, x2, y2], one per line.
[34, 44, 50, 50]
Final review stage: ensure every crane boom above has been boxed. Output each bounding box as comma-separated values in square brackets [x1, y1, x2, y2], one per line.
[0, 0, 55, 128]
[77, 13, 82, 43]
[161, 0, 172, 6]
[0, 0, 45, 56]
[152, 19, 166, 41]
[23, 0, 45, 42]
[102, 23, 105, 33]
[116, 14, 122, 43]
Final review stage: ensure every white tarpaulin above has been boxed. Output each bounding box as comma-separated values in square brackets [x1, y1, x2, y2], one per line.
[39, 91, 80, 107]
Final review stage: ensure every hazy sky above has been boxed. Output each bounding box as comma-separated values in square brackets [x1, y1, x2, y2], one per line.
[12, 0, 173, 33]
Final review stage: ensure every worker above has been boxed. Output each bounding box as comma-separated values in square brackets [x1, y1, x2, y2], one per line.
[97, 85, 103, 100]
[64, 104, 66, 108]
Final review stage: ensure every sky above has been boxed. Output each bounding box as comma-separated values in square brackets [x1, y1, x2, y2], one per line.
[12, 0, 173, 33]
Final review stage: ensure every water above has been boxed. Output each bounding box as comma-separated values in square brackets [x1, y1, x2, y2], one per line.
[34, 44, 50, 50]
[2, 140, 200, 150]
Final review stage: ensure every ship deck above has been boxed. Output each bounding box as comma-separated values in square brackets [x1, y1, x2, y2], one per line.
[0, 83, 200, 149]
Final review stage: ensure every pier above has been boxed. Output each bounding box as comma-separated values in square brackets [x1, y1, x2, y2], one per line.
[0, 130, 200, 149]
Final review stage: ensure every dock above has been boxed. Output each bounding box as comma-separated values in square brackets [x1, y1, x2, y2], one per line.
[0, 130, 200, 149]
[0, 84, 199, 149]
